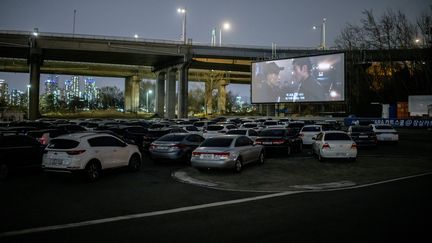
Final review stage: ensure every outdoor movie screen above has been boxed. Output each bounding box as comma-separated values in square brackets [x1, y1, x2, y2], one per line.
[251, 53, 345, 103]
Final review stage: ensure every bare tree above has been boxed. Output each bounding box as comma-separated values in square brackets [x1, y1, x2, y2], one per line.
[417, 5, 432, 47]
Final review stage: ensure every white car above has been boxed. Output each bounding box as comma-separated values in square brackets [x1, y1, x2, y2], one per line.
[42, 132, 142, 181]
[299, 125, 322, 145]
[369, 124, 399, 142]
[312, 131, 357, 162]
[226, 128, 259, 141]
[203, 124, 237, 139]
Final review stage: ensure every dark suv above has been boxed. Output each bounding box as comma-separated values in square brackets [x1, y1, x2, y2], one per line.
[255, 128, 303, 156]
[0, 135, 45, 180]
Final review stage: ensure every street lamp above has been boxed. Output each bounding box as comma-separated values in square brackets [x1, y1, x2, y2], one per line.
[313, 18, 326, 49]
[27, 84, 31, 120]
[177, 8, 186, 44]
[219, 22, 230, 46]
[146, 90, 153, 112]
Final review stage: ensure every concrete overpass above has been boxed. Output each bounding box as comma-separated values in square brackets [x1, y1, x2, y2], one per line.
[0, 30, 430, 119]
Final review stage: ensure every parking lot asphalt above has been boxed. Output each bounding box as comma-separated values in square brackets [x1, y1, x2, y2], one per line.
[172, 129, 432, 192]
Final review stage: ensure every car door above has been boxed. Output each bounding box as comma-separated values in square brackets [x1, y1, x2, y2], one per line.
[234, 136, 255, 164]
[312, 133, 324, 155]
[88, 136, 128, 168]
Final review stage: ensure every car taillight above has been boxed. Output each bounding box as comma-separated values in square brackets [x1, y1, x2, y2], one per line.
[272, 139, 285, 145]
[299, 133, 304, 137]
[322, 143, 330, 149]
[39, 137, 48, 145]
[149, 144, 156, 150]
[351, 143, 357, 149]
[214, 152, 230, 159]
[254, 140, 263, 145]
[192, 151, 202, 157]
[67, 150, 86, 155]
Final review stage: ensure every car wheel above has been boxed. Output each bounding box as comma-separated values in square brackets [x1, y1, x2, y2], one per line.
[258, 152, 265, 165]
[287, 145, 292, 156]
[234, 159, 243, 173]
[0, 163, 9, 181]
[85, 161, 101, 182]
[128, 154, 141, 172]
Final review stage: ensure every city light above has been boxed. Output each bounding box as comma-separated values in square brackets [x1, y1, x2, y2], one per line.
[32, 28, 38, 37]
[219, 22, 231, 46]
[177, 8, 187, 43]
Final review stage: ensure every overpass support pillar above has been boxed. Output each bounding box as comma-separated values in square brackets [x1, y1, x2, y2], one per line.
[28, 39, 42, 120]
[155, 72, 165, 118]
[124, 75, 140, 113]
[217, 80, 228, 114]
[165, 69, 176, 119]
[178, 65, 189, 118]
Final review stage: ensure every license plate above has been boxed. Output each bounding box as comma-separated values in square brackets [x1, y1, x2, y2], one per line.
[263, 142, 272, 145]
[336, 153, 346, 156]
[50, 158, 63, 165]
[158, 146, 168, 150]
[200, 154, 214, 159]
[359, 135, 368, 138]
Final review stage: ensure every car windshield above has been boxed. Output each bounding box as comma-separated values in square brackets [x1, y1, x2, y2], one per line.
[200, 137, 233, 147]
[352, 126, 373, 132]
[226, 130, 247, 135]
[324, 133, 351, 141]
[260, 129, 286, 136]
[158, 134, 187, 141]
[47, 139, 79, 149]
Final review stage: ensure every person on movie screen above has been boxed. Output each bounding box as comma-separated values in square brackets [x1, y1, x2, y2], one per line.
[254, 62, 285, 102]
[289, 58, 326, 102]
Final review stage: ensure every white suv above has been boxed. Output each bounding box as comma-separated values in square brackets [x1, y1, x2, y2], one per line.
[42, 132, 142, 181]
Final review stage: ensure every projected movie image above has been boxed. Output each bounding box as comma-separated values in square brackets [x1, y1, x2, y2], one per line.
[251, 53, 345, 103]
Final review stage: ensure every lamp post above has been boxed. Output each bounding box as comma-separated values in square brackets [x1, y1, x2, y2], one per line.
[146, 90, 153, 112]
[27, 84, 31, 120]
[219, 22, 230, 46]
[313, 18, 326, 49]
[177, 8, 186, 44]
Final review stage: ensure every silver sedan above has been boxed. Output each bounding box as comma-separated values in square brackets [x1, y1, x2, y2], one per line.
[191, 135, 265, 173]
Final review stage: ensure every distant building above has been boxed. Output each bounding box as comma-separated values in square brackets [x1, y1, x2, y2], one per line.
[0, 79, 9, 104]
[83, 77, 98, 104]
[65, 76, 81, 103]
[9, 89, 25, 106]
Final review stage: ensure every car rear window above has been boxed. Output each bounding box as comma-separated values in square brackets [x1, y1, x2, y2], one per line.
[158, 134, 187, 141]
[207, 125, 224, 131]
[302, 126, 321, 132]
[200, 137, 233, 147]
[324, 133, 351, 141]
[259, 129, 286, 136]
[351, 126, 373, 132]
[47, 139, 79, 149]
[226, 130, 247, 135]
[242, 123, 257, 128]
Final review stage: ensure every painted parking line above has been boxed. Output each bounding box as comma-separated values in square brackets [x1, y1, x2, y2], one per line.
[1, 172, 431, 238]
[0, 191, 300, 238]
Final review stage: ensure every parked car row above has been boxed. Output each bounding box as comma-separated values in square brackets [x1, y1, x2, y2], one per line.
[0, 117, 401, 181]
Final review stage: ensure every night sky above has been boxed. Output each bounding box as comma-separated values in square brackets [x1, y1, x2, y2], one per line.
[0, 0, 429, 97]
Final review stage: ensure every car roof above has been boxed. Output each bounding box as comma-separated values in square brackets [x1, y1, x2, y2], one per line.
[53, 132, 115, 140]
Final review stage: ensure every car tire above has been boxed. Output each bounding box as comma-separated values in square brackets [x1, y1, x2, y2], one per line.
[85, 161, 101, 182]
[0, 163, 9, 181]
[258, 151, 265, 165]
[234, 159, 243, 173]
[287, 145, 292, 156]
[128, 154, 141, 172]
